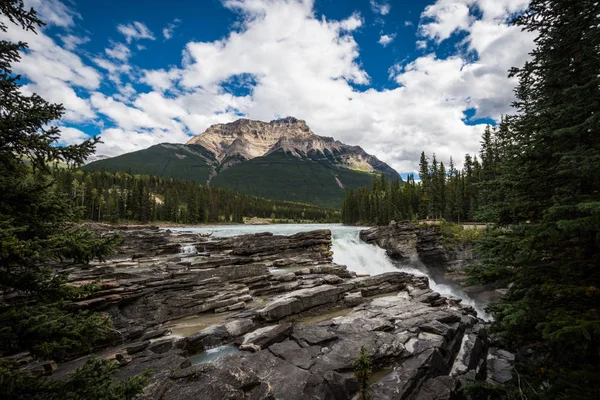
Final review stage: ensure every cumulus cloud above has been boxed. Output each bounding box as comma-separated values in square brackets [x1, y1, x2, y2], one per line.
[419, 0, 474, 42]
[58, 34, 90, 50]
[117, 21, 155, 43]
[370, 0, 391, 16]
[7, 0, 536, 173]
[162, 18, 181, 40]
[56, 126, 90, 145]
[105, 42, 131, 61]
[378, 33, 395, 47]
[24, 0, 80, 28]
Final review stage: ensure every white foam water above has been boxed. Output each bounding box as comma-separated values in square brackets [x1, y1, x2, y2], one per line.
[179, 244, 197, 256]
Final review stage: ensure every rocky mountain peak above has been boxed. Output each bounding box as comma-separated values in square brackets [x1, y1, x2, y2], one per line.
[186, 117, 318, 161]
[186, 117, 399, 179]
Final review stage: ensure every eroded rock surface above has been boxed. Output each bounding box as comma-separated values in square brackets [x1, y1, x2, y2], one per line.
[360, 222, 490, 295]
[14, 225, 512, 400]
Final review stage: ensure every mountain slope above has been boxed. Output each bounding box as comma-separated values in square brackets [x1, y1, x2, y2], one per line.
[83, 144, 216, 184]
[84, 117, 401, 208]
[211, 149, 375, 208]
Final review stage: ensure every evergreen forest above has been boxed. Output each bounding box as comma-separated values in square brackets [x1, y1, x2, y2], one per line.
[54, 169, 340, 224]
[341, 137, 493, 225]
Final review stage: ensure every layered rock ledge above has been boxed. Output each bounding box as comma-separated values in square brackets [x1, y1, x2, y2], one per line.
[359, 222, 493, 296]
[15, 225, 511, 399]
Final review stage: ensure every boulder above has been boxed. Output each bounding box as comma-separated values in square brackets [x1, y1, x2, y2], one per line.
[240, 323, 293, 351]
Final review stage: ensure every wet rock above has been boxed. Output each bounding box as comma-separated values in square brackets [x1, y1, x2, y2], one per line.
[115, 353, 132, 366]
[486, 347, 514, 385]
[185, 325, 230, 353]
[370, 349, 447, 399]
[268, 340, 320, 369]
[240, 323, 293, 351]
[51, 226, 503, 400]
[344, 292, 364, 307]
[125, 341, 150, 355]
[225, 318, 255, 338]
[258, 297, 303, 321]
[414, 376, 457, 400]
[292, 325, 338, 346]
[141, 328, 171, 341]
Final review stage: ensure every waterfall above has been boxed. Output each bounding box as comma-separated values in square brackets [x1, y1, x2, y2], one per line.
[180, 244, 197, 256]
[168, 224, 490, 320]
[331, 229, 491, 321]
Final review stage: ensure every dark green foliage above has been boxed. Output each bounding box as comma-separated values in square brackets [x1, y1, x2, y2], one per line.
[353, 346, 372, 400]
[85, 144, 397, 209]
[0, 357, 151, 400]
[468, 0, 600, 397]
[0, 304, 112, 361]
[341, 152, 483, 225]
[55, 169, 340, 224]
[0, 2, 147, 398]
[83, 144, 215, 184]
[438, 220, 482, 247]
[211, 149, 378, 209]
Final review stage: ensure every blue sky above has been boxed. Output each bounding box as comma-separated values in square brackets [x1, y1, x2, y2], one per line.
[3, 0, 535, 175]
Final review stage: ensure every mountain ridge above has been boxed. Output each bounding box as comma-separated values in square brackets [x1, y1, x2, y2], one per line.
[186, 116, 397, 178]
[84, 117, 401, 208]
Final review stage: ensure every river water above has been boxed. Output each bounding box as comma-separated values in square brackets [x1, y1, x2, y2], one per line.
[168, 224, 490, 320]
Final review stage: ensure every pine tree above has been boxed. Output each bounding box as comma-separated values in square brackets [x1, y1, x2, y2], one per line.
[0, 2, 148, 397]
[353, 346, 372, 400]
[418, 152, 430, 219]
[470, 0, 600, 397]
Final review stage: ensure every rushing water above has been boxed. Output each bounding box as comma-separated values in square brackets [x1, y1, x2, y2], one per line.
[169, 224, 490, 320]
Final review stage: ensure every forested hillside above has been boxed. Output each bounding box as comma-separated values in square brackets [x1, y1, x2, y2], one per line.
[55, 169, 340, 224]
[211, 149, 376, 209]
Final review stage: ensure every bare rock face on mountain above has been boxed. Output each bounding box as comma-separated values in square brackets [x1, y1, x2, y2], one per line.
[84, 117, 400, 208]
[186, 117, 396, 176]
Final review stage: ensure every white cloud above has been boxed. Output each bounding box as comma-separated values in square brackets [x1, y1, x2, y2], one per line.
[24, 0, 80, 28]
[378, 33, 395, 47]
[419, 0, 474, 42]
[90, 92, 166, 131]
[57, 126, 90, 145]
[58, 34, 90, 50]
[105, 42, 131, 61]
[140, 68, 182, 92]
[0, 18, 101, 90]
[419, 0, 531, 42]
[162, 18, 181, 40]
[117, 21, 155, 43]
[339, 12, 363, 32]
[95, 127, 190, 156]
[370, 0, 391, 16]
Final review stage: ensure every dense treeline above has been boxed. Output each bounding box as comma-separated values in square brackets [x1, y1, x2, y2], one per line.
[54, 169, 340, 224]
[341, 130, 496, 225]
[346, 0, 600, 397]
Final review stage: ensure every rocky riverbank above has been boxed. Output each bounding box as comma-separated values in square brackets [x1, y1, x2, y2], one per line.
[359, 222, 495, 296]
[15, 225, 512, 399]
